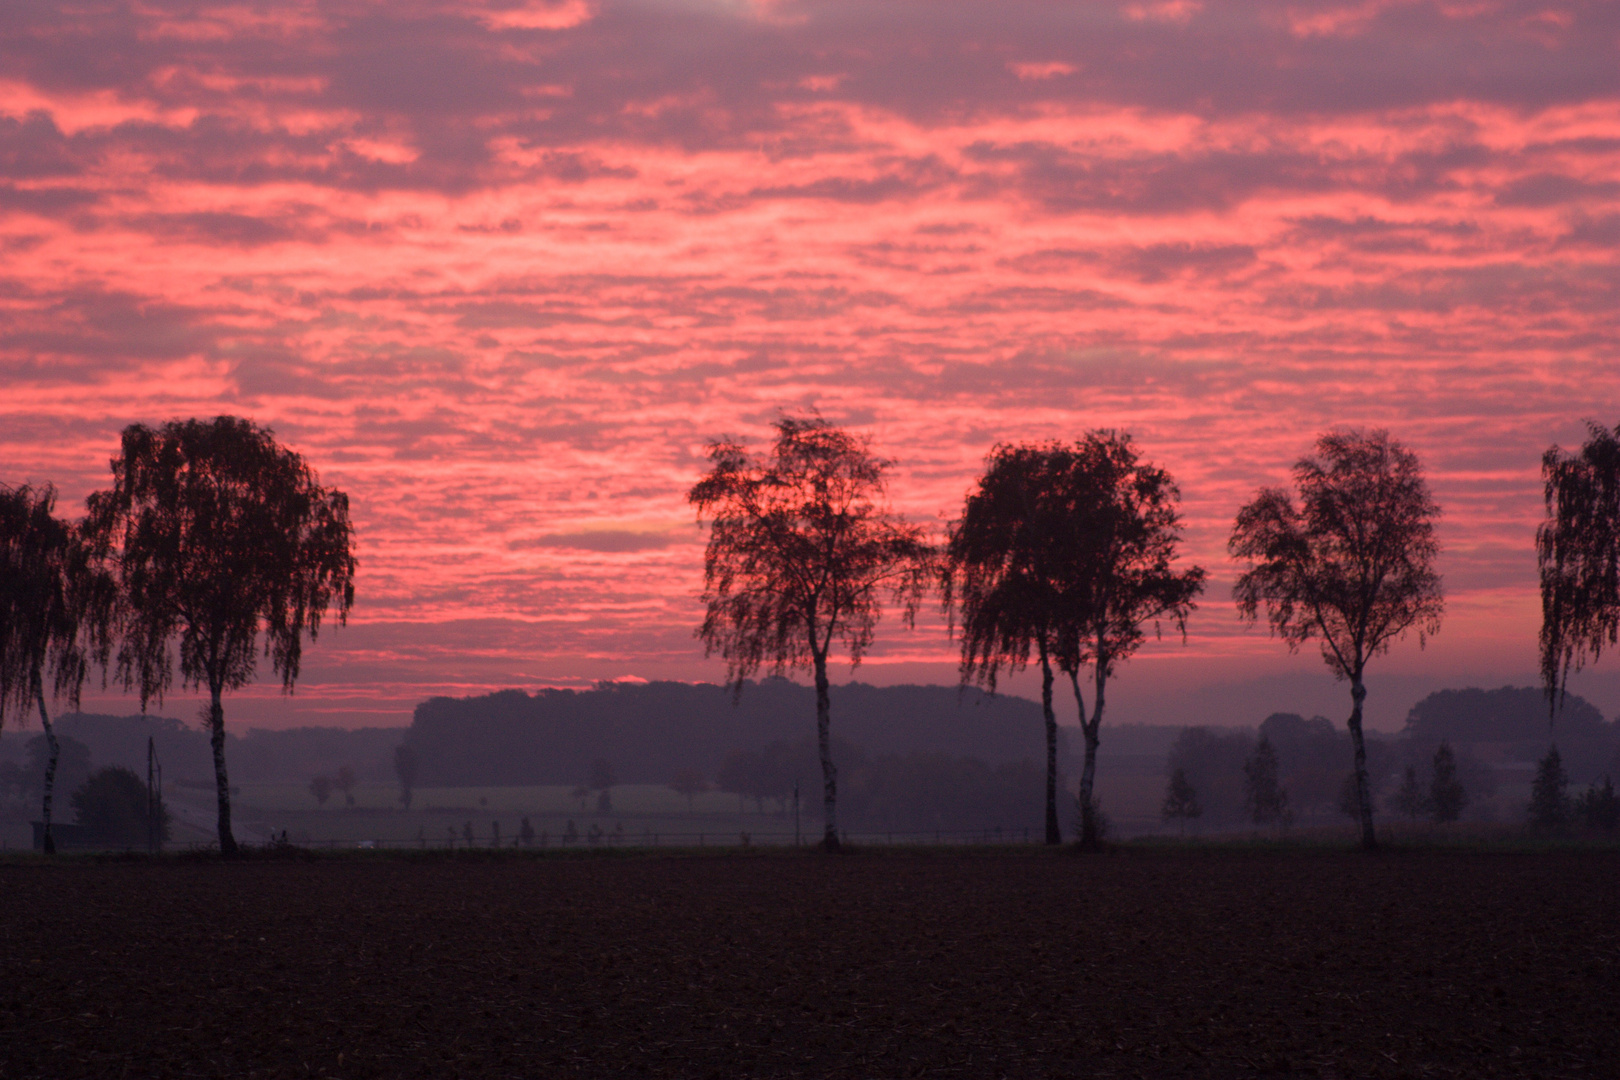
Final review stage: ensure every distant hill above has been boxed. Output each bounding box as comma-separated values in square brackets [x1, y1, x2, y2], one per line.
[405, 679, 1063, 786]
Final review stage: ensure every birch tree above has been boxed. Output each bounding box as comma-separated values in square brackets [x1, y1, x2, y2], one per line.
[946, 434, 1203, 848]
[1049, 433, 1205, 848]
[689, 414, 933, 851]
[86, 417, 355, 857]
[1230, 429, 1442, 851]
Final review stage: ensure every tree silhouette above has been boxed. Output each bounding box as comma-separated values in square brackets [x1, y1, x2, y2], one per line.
[1161, 767, 1202, 834]
[309, 773, 332, 808]
[86, 417, 356, 857]
[1230, 429, 1442, 851]
[945, 435, 1203, 848]
[334, 764, 357, 808]
[944, 444, 1069, 844]
[1528, 745, 1570, 830]
[394, 745, 418, 810]
[1428, 741, 1468, 824]
[689, 414, 933, 850]
[1537, 422, 1620, 712]
[1243, 733, 1290, 829]
[1049, 434, 1205, 847]
[1389, 765, 1429, 821]
[0, 483, 115, 854]
[1574, 776, 1618, 832]
[71, 765, 170, 848]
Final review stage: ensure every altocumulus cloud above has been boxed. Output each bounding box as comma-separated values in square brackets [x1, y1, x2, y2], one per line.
[1, 0, 1617, 721]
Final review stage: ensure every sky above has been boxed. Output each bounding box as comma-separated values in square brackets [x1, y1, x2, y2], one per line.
[2, 0, 1618, 733]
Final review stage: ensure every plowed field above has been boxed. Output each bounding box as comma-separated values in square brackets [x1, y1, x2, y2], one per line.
[2, 848, 1616, 1078]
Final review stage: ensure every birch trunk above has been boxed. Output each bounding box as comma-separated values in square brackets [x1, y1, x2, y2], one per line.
[1037, 637, 1060, 844]
[207, 682, 238, 857]
[36, 690, 58, 856]
[813, 646, 839, 851]
[1347, 676, 1377, 851]
[1078, 657, 1107, 848]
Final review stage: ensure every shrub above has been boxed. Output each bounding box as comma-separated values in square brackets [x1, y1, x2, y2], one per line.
[71, 766, 170, 847]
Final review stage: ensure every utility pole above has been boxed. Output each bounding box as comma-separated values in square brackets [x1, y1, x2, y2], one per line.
[793, 779, 800, 847]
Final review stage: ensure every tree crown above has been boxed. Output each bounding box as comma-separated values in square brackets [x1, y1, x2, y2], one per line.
[1230, 428, 1442, 682]
[689, 413, 933, 688]
[0, 482, 114, 727]
[85, 416, 356, 707]
[944, 432, 1205, 689]
[1537, 421, 1620, 712]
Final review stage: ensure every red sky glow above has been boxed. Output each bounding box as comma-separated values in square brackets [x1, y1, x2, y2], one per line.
[3, 0, 1618, 731]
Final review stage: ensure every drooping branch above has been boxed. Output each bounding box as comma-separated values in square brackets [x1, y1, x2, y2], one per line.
[690, 412, 935, 690]
[1537, 422, 1620, 712]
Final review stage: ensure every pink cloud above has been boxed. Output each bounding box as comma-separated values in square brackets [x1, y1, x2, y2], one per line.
[1, 0, 1617, 728]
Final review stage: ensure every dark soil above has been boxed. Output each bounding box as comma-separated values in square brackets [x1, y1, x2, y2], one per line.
[1, 847, 1616, 1078]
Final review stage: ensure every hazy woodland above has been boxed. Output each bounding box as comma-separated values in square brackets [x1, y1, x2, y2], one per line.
[5, 681, 1615, 850]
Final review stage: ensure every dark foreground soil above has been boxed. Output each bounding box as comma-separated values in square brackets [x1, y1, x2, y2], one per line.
[1, 847, 1616, 1079]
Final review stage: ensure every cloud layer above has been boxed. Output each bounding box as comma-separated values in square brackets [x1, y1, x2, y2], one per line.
[3, 0, 1618, 728]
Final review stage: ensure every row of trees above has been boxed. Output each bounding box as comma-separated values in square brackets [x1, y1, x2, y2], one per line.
[692, 414, 1620, 852]
[1, 417, 355, 855]
[1163, 739, 1471, 832]
[9, 412, 1619, 855]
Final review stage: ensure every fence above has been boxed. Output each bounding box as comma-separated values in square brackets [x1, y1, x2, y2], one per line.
[211, 825, 1039, 852]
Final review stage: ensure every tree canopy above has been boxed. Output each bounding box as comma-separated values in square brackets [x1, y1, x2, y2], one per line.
[690, 414, 932, 689]
[945, 443, 1065, 695]
[1230, 430, 1442, 680]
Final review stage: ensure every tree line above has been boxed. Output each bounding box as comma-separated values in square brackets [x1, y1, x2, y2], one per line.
[691, 414, 1620, 852]
[7, 412, 1620, 855]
